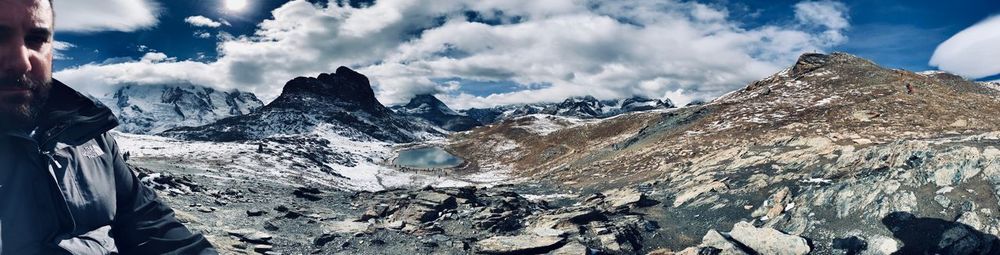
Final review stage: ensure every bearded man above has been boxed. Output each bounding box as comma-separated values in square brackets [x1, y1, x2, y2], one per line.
[0, 0, 216, 254]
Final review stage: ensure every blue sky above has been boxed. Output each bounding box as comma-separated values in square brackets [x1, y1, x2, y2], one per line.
[52, 0, 1000, 108]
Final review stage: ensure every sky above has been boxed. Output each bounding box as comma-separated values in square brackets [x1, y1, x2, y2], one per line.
[51, 0, 1000, 108]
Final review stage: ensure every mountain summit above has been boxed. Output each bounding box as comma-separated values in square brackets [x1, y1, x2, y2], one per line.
[164, 67, 443, 142]
[392, 94, 481, 132]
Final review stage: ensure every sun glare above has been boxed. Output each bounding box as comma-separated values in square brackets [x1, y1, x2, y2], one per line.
[225, 0, 248, 12]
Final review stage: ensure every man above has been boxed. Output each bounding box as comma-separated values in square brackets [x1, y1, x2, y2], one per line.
[1, 0, 216, 254]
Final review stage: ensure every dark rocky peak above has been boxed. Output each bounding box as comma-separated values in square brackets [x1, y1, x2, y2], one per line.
[274, 66, 387, 114]
[790, 52, 876, 77]
[790, 53, 831, 77]
[404, 94, 449, 110]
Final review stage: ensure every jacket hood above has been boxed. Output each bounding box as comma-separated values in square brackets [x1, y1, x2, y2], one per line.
[32, 79, 119, 149]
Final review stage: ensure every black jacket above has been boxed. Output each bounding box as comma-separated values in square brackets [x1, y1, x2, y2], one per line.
[0, 80, 216, 254]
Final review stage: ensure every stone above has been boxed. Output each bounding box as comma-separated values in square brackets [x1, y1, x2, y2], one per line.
[314, 233, 338, 247]
[603, 188, 657, 209]
[247, 210, 267, 217]
[253, 244, 273, 253]
[547, 242, 588, 255]
[383, 220, 405, 230]
[293, 187, 323, 201]
[728, 222, 810, 255]
[227, 229, 273, 245]
[934, 195, 952, 208]
[531, 227, 567, 237]
[865, 235, 899, 255]
[476, 235, 566, 254]
[415, 191, 458, 209]
[324, 220, 371, 234]
[701, 230, 749, 255]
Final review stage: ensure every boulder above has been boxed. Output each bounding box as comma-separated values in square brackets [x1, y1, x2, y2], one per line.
[547, 242, 588, 255]
[728, 222, 810, 255]
[603, 188, 658, 210]
[476, 235, 566, 254]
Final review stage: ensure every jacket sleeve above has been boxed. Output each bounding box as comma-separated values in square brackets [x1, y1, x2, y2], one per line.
[103, 133, 218, 255]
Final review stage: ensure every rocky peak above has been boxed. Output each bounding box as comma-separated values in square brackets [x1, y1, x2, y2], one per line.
[274, 66, 388, 115]
[404, 94, 449, 110]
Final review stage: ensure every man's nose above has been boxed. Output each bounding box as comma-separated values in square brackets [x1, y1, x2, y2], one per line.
[0, 44, 33, 77]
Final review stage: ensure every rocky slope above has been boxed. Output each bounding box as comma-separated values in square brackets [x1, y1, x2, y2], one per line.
[162, 67, 444, 143]
[391, 94, 481, 132]
[122, 53, 1000, 255]
[98, 84, 263, 134]
[461, 96, 674, 125]
[447, 52, 1000, 253]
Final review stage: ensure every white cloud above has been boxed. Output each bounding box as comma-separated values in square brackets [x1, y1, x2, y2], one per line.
[793, 0, 850, 45]
[930, 15, 1000, 79]
[185, 16, 224, 28]
[53, 41, 75, 60]
[56, 0, 850, 109]
[54, 0, 160, 33]
[194, 31, 212, 38]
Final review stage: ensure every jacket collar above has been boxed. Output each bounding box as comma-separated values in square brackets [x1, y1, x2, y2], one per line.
[23, 79, 119, 150]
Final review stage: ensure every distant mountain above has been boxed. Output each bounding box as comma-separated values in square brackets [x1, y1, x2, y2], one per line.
[391, 94, 481, 132]
[98, 84, 263, 134]
[461, 96, 675, 124]
[162, 67, 444, 143]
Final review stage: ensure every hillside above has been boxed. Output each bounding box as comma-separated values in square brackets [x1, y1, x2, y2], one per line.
[447, 52, 1000, 252]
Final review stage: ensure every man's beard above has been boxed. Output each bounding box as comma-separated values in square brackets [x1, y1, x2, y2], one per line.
[0, 74, 52, 132]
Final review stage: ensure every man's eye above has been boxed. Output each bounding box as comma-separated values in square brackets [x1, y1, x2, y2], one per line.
[25, 36, 48, 48]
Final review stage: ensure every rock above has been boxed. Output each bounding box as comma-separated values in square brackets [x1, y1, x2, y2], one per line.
[700, 229, 749, 255]
[383, 220, 405, 230]
[728, 222, 810, 255]
[603, 188, 658, 210]
[253, 244, 273, 253]
[324, 220, 371, 234]
[533, 209, 607, 232]
[476, 235, 566, 254]
[293, 187, 323, 201]
[314, 233, 338, 247]
[531, 227, 567, 237]
[247, 210, 267, 217]
[227, 229, 273, 245]
[547, 242, 588, 255]
[751, 187, 792, 223]
[414, 191, 458, 209]
[934, 195, 952, 208]
[865, 235, 899, 255]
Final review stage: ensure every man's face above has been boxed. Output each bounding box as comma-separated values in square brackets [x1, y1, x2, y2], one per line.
[0, 0, 53, 130]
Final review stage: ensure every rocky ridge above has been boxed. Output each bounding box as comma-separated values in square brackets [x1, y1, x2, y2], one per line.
[162, 67, 444, 143]
[461, 96, 675, 125]
[447, 52, 1000, 253]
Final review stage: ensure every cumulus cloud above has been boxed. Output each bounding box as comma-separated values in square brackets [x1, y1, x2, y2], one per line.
[793, 0, 850, 45]
[56, 0, 851, 109]
[54, 0, 160, 33]
[52, 41, 75, 60]
[185, 16, 224, 28]
[930, 15, 1000, 79]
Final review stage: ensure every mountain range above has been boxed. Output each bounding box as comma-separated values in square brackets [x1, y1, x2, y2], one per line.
[98, 84, 263, 134]
[162, 67, 444, 143]
[109, 53, 1000, 255]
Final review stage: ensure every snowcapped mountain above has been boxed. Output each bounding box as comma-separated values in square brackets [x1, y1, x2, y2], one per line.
[97, 84, 263, 134]
[390, 94, 481, 132]
[461, 96, 675, 124]
[162, 67, 444, 143]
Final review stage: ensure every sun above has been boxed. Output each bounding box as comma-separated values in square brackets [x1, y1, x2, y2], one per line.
[224, 0, 248, 12]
